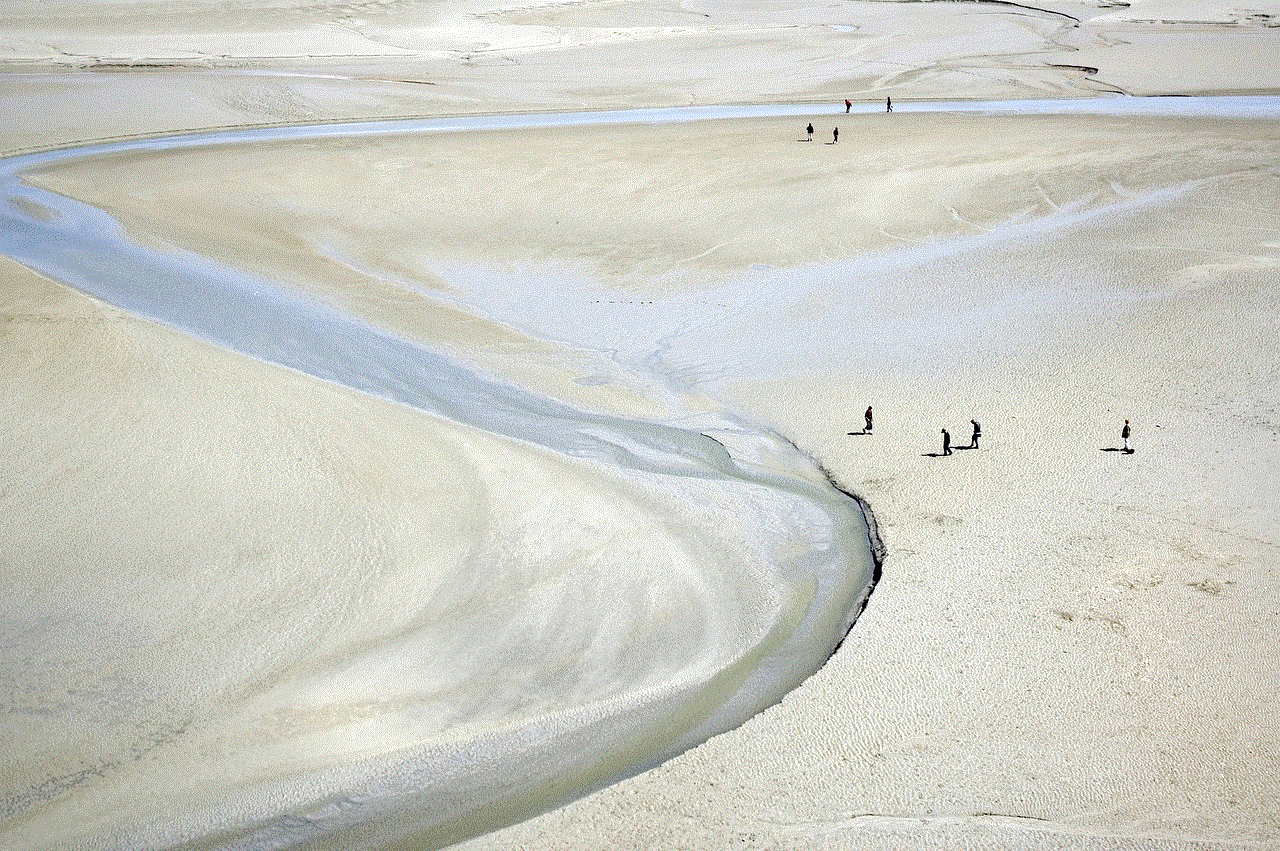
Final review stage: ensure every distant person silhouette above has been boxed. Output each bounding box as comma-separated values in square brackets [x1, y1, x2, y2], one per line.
[1122, 419, 1132, 453]
[886, 96, 892, 113]
[806, 122, 813, 142]
[845, 99, 852, 113]
[942, 428, 951, 456]
[832, 126, 838, 144]
[865, 406, 873, 433]
[969, 420, 981, 448]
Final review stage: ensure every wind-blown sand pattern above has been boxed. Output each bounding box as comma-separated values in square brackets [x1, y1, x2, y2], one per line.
[2, 0, 1279, 849]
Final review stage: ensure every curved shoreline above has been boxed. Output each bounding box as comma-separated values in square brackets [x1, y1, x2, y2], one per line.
[5, 95, 1274, 844]
[826, 485, 888, 656]
[0, 109, 879, 850]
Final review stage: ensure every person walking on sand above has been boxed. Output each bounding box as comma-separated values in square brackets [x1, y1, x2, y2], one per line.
[1122, 419, 1132, 453]
[845, 98, 852, 113]
[865, 406, 873, 434]
[832, 126, 839, 144]
[806, 122, 813, 142]
[942, 428, 952, 456]
[969, 419, 981, 448]
[886, 96, 892, 113]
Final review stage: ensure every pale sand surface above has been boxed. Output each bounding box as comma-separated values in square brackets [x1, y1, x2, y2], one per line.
[0, 237, 874, 851]
[4, 0, 1280, 154]
[454, 137, 1280, 850]
[4, 0, 1280, 848]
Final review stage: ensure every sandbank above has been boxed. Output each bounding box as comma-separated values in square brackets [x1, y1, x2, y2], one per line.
[2, 0, 1280, 848]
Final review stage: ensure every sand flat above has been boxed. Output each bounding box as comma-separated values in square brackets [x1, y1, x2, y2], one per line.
[3, 0, 1280, 847]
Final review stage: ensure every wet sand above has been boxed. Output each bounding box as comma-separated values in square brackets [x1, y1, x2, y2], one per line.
[3, 0, 1280, 848]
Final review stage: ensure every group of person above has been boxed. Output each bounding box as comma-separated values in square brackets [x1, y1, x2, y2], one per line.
[860, 407, 1135, 455]
[805, 97, 893, 143]
[938, 420, 982, 456]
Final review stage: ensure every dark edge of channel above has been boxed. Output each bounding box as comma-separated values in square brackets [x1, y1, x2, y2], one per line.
[817, 460, 886, 658]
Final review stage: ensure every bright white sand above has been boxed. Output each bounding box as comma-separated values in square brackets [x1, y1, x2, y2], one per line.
[2, 0, 1280, 849]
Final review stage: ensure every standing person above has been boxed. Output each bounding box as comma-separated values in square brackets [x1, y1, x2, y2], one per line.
[806, 122, 814, 142]
[886, 96, 892, 113]
[865, 406, 873, 434]
[1122, 419, 1132, 453]
[845, 98, 852, 113]
[969, 419, 981, 448]
[832, 126, 839, 144]
[942, 428, 952, 456]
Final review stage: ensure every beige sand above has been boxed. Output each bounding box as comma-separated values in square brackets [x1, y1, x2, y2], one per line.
[5, 0, 1280, 154]
[458, 133, 1280, 850]
[3, 0, 1280, 848]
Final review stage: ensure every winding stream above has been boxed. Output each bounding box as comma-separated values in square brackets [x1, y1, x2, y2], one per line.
[3, 96, 1276, 850]
[0, 106, 881, 850]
